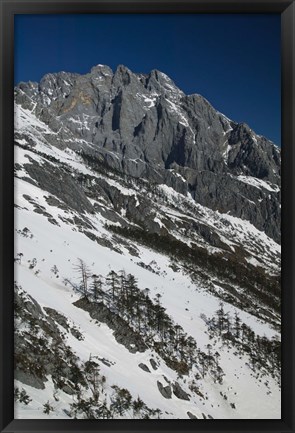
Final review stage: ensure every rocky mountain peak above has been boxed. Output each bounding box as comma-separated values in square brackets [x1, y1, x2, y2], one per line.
[14, 63, 281, 242]
[90, 64, 113, 76]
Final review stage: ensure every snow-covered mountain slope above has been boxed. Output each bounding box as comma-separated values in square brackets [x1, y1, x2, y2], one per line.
[14, 66, 281, 420]
[14, 200, 281, 420]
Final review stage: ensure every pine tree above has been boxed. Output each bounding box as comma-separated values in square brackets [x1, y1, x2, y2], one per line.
[234, 311, 241, 339]
[124, 274, 139, 323]
[241, 322, 248, 343]
[106, 270, 120, 303]
[91, 274, 104, 302]
[119, 270, 127, 299]
[126, 274, 138, 299]
[51, 265, 59, 276]
[97, 400, 112, 419]
[132, 396, 144, 418]
[111, 386, 132, 416]
[216, 302, 225, 335]
[83, 355, 102, 402]
[174, 324, 182, 348]
[43, 401, 54, 414]
[199, 354, 207, 377]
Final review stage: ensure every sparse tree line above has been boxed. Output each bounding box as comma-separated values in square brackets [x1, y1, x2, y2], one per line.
[70, 357, 162, 419]
[203, 303, 281, 385]
[68, 355, 161, 419]
[66, 259, 225, 383]
[106, 224, 281, 319]
[14, 283, 161, 419]
[15, 360, 159, 419]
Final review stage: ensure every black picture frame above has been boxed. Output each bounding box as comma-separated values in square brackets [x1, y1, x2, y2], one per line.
[0, 1, 294, 432]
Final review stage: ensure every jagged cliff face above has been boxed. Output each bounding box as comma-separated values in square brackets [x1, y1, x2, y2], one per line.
[15, 64, 281, 242]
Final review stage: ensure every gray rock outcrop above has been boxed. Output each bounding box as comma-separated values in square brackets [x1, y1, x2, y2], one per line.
[172, 382, 190, 401]
[157, 381, 172, 399]
[138, 363, 151, 373]
[73, 297, 147, 353]
[187, 411, 198, 419]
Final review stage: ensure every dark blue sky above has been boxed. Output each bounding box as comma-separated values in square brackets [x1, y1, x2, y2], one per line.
[15, 14, 281, 145]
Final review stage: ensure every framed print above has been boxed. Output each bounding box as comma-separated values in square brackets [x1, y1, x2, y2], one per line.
[0, 0, 294, 432]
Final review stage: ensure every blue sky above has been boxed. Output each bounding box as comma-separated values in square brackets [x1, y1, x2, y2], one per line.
[15, 14, 281, 145]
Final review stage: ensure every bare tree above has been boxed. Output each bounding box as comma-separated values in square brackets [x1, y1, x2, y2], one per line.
[74, 258, 91, 299]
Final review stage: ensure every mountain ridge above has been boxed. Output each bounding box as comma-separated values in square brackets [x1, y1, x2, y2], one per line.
[15, 63, 281, 242]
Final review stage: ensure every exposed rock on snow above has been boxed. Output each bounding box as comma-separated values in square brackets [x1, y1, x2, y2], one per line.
[138, 363, 151, 373]
[157, 381, 172, 399]
[73, 297, 147, 353]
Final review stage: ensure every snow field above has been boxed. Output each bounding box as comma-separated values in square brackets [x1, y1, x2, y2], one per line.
[14, 201, 280, 419]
